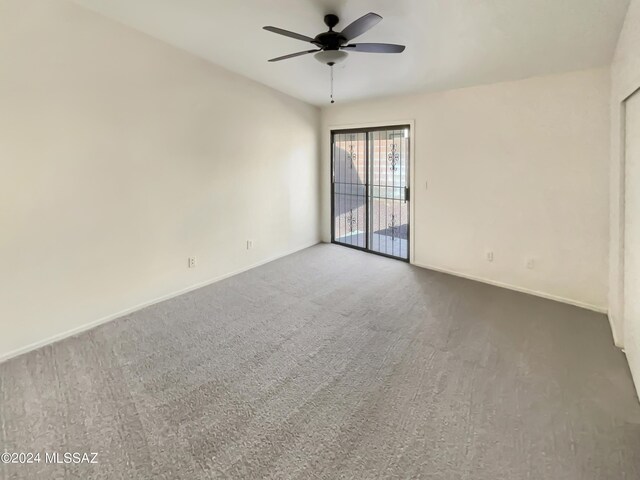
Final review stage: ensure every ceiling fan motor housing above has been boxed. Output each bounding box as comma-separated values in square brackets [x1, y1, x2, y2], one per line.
[314, 31, 346, 50]
[314, 15, 348, 64]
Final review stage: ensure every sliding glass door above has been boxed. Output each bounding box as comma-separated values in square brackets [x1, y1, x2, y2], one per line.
[331, 126, 410, 261]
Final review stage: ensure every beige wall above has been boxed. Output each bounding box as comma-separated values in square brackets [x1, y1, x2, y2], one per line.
[611, 0, 640, 393]
[322, 68, 611, 311]
[0, 0, 321, 359]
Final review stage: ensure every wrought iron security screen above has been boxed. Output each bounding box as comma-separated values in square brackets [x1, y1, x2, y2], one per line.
[331, 126, 410, 261]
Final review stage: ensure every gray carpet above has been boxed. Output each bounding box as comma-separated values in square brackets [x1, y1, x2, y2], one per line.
[1, 244, 639, 479]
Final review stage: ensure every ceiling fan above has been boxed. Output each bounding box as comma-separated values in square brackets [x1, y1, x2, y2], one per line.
[263, 13, 405, 103]
[263, 12, 406, 65]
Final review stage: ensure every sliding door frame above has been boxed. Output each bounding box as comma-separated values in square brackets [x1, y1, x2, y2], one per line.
[329, 120, 416, 264]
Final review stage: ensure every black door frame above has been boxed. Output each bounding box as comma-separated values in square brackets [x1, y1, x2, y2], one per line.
[330, 125, 411, 262]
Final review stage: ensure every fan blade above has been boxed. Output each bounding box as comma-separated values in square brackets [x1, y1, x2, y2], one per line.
[340, 12, 382, 41]
[263, 26, 316, 44]
[342, 43, 405, 53]
[268, 49, 320, 62]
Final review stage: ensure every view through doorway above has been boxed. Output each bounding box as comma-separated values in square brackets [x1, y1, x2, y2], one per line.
[331, 125, 410, 261]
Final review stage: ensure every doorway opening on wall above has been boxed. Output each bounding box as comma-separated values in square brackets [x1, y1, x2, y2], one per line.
[331, 125, 410, 261]
[622, 86, 640, 350]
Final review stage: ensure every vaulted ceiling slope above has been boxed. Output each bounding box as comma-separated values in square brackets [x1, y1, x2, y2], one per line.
[73, 0, 630, 105]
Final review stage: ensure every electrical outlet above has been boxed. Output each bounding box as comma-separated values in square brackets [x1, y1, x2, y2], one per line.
[526, 258, 535, 270]
[188, 256, 196, 268]
[246, 240, 253, 250]
[486, 251, 494, 262]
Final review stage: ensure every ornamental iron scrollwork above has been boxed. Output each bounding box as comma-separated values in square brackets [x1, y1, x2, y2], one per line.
[346, 209, 357, 232]
[388, 214, 398, 241]
[347, 144, 356, 169]
[388, 143, 400, 171]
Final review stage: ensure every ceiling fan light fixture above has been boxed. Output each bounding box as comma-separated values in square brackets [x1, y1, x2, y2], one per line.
[314, 50, 348, 65]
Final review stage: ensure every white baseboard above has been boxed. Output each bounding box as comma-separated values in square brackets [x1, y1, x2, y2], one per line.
[0, 241, 320, 364]
[606, 312, 625, 349]
[413, 262, 608, 314]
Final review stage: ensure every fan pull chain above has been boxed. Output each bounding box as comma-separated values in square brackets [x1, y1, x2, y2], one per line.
[330, 62, 335, 104]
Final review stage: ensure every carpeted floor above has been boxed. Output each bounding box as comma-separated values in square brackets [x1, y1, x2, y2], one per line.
[1, 244, 639, 479]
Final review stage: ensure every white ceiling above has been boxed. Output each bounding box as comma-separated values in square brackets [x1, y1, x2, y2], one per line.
[73, 0, 630, 106]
